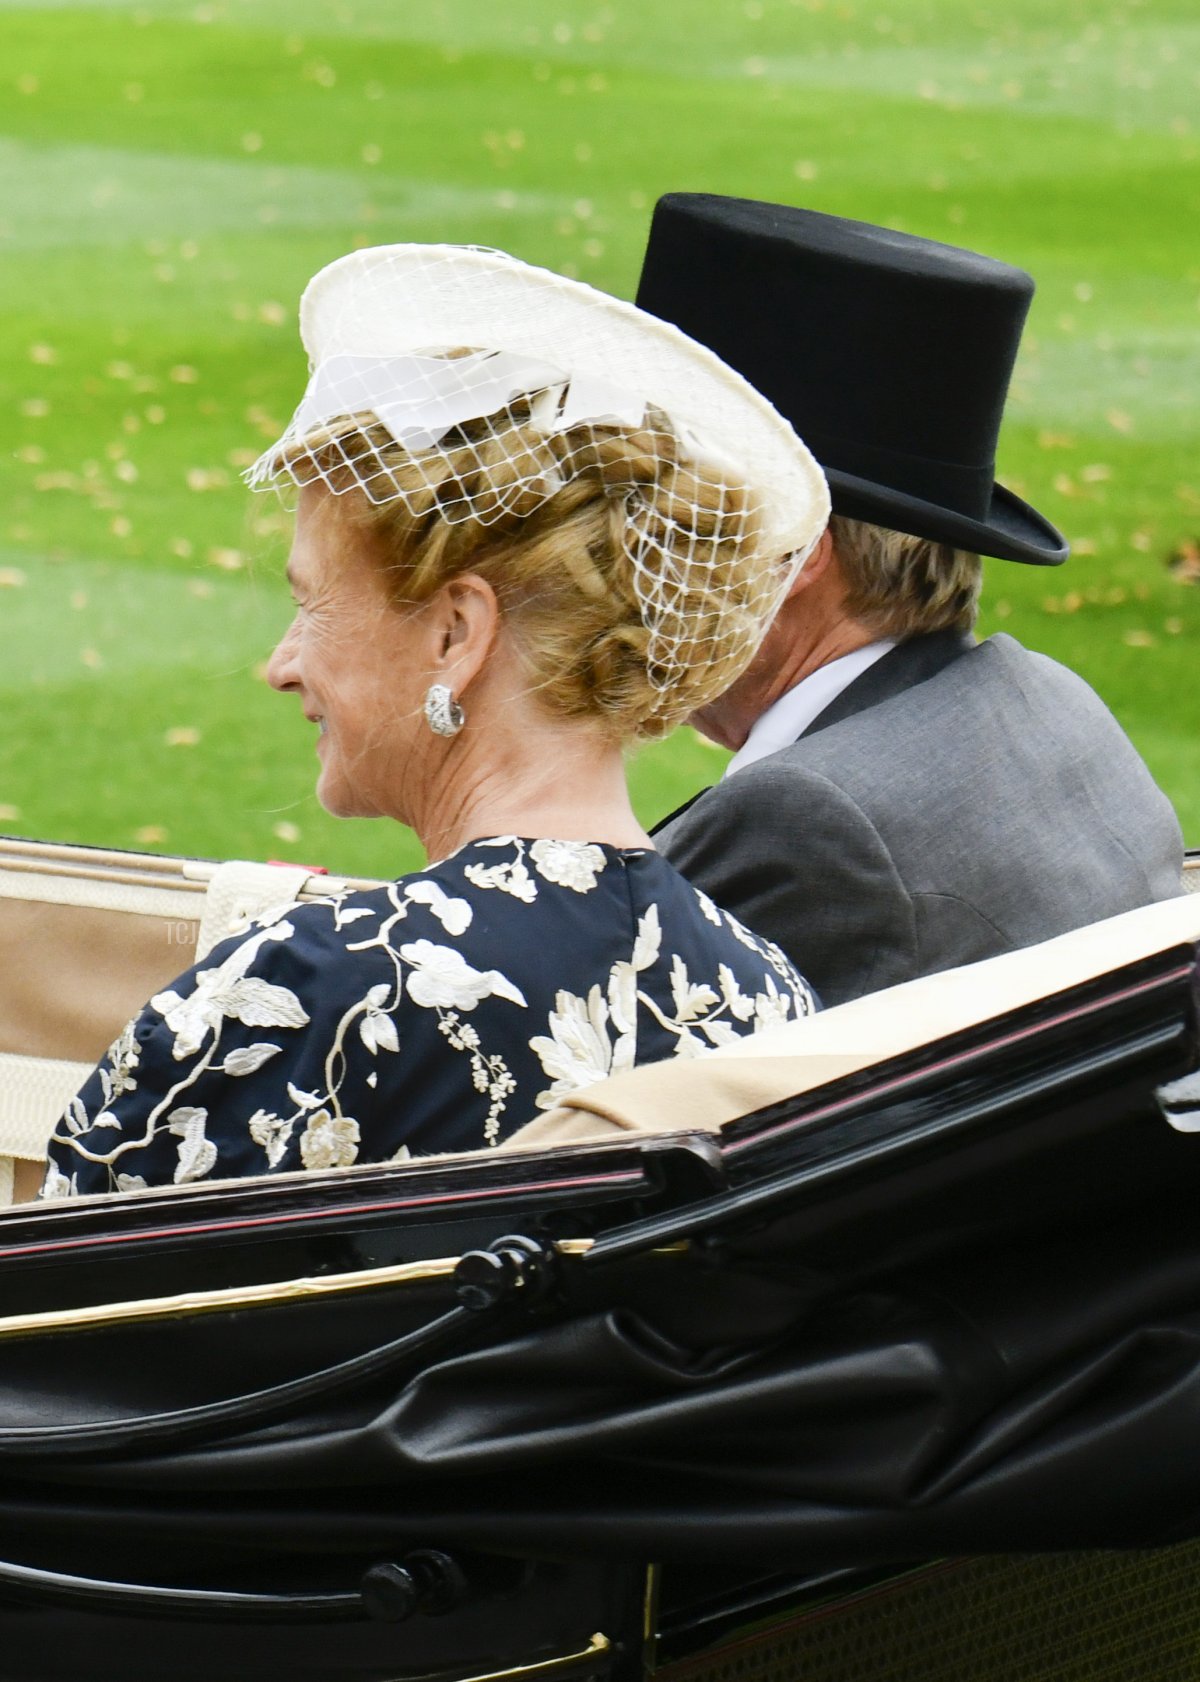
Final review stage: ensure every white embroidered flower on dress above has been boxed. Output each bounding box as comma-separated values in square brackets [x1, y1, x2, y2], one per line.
[530, 839, 607, 893]
[718, 963, 756, 1023]
[463, 859, 536, 902]
[98, 1022, 140, 1105]
[404, 879, 473, 935]
[249, 1108, 295, 1169]
[360, 982, 400, 1053]
[669, 953, 720, 1022]
[168, 1106, 217, 1184]
[401, 940, 528, 1011]
[753, 975, 794, 1030]
[461, 838, 537, 902]
[531, 985, 621, 1109]
[299, 1108, 360, 1171]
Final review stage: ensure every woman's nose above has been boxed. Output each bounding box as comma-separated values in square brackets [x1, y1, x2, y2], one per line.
[266, 619, 300, 693]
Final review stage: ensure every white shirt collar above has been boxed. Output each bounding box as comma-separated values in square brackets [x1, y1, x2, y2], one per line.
[724, 640, 897, 778]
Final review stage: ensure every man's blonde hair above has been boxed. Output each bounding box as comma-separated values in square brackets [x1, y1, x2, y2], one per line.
[830, 514, 982, 638]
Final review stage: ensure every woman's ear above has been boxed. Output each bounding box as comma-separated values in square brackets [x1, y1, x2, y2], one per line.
[427, 574, 501, 694]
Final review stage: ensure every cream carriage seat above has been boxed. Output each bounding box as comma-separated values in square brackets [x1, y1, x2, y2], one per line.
[0, 839, 382, 1204]
[505, 889, 1200, 1150]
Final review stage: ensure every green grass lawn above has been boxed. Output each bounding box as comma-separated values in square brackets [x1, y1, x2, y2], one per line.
[2, 0, 1198, 879]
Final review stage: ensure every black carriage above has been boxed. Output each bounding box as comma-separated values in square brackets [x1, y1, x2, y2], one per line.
[0, 838, 1198, 1681]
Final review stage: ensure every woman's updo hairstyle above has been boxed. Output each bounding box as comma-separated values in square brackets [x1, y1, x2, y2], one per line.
[282, 388, 778, 742]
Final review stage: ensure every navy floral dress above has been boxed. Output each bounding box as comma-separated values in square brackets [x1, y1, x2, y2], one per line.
[43, 837, 817, 1198]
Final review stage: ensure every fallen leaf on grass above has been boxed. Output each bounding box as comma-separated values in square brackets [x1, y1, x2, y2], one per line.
[133, 826, 168, 845]
[0, 569, 27, 588]
[1168, 540, 1200, 584]
[165, 727, 201, 747]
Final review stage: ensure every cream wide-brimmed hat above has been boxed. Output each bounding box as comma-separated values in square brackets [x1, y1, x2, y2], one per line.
[248, 244, 830, 707]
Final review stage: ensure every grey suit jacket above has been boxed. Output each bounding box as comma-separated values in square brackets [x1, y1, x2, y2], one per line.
[656, 632, 1185, 1007]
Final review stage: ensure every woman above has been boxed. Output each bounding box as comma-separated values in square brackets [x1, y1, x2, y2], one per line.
[43, 244, 829, 1197]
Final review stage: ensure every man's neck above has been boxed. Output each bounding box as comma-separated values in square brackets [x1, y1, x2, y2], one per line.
[724, 638, 897, 776]
[690, 611, 881, 752]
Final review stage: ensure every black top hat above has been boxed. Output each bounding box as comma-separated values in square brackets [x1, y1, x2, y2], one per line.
[635, 195, 1067, 565]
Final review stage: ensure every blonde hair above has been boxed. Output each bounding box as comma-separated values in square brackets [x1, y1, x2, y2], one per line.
[283, 400, 777, 741]
[830, 515, 982, 638]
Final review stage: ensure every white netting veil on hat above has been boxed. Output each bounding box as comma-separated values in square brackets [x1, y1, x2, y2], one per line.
[247, 245, 830, 728]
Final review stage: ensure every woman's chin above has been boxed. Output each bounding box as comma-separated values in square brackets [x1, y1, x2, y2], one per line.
[314, 769, 354, 819]
[315, 772, 384, 822]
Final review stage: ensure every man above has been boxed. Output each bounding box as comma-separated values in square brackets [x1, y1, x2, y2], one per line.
[638, 195, 1184, 1005]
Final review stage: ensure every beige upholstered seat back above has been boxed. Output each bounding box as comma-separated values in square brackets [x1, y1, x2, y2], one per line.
[0, 839, 380, 1204]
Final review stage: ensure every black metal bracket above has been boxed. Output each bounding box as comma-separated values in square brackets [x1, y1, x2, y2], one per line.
[453, 1234, 562, 1312]
[360, 1550, 470, 1621]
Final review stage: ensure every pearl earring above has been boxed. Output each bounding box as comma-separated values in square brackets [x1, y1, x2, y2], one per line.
[424, 683, 465, 737]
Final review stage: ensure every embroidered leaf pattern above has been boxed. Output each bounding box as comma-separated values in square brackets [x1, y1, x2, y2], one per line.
[219, 977, 309, 1029]
[223, 1042, 282, 1077]
[404, 879, 473, 935]
[45, 837, 816, 1196]
[168, 1106, 217, 1184]
[631, 904, 662, 971]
